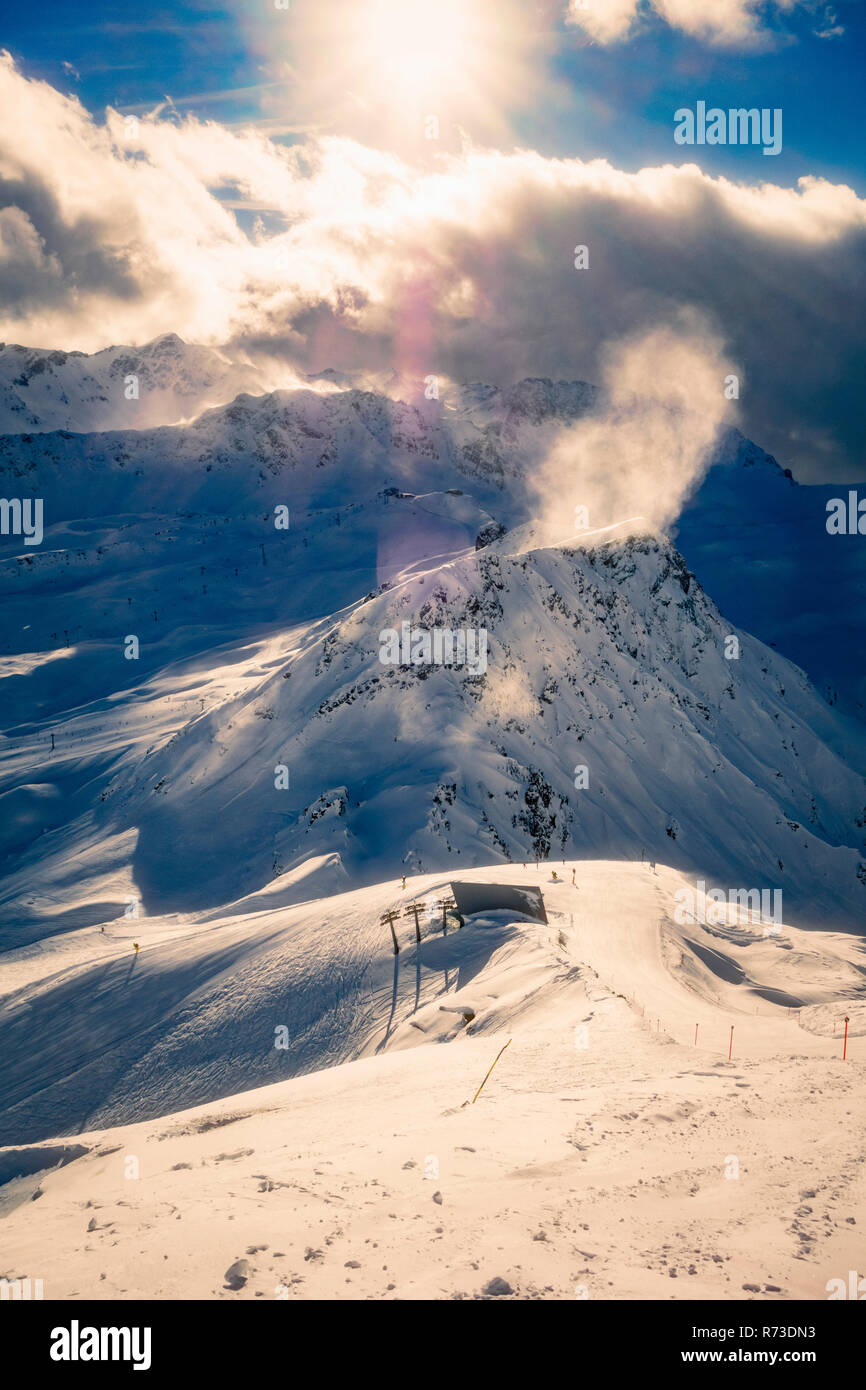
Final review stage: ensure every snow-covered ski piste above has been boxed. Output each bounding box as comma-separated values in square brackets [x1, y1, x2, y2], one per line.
[1, 860, 862, 1300]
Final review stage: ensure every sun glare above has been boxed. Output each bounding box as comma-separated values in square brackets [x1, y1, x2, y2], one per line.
[278, 0, 545, 150]
[356, 0, 480, 102]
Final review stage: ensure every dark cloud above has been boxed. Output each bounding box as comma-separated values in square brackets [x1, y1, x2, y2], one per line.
[0, 53, 863, 481]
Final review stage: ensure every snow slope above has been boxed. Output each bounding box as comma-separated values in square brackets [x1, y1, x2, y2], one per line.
[1, 858, 863, 1144]
[1, 861, 863, 1299]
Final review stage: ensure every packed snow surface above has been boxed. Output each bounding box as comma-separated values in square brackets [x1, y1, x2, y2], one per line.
[1, 861, 863, 1300]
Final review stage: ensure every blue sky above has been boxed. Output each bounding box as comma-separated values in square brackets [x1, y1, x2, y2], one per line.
[5, 0, 865, 190]
[546, 4, 866, 190]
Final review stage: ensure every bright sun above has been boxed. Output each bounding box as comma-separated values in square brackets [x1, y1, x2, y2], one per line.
[280, 0, 544, 149]
[354, 0, 482, 103]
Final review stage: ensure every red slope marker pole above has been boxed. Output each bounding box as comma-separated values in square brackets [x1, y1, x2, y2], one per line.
[843, 1015, 850, 1061]
[694, 1023, 698, 1046]
[728, 1026, 734, 1060]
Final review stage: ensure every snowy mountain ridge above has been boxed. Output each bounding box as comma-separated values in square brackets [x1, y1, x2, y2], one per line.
[0, 332, 601, 439]
[0, 333, 270, 435]
[1, 367, 862, 707]
[1, 364, 864, 946]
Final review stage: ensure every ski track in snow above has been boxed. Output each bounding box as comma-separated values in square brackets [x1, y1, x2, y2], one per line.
[0, 861, 863, 1301]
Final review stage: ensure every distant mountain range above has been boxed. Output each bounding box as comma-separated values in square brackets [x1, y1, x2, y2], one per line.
[0, 332, 266, 434]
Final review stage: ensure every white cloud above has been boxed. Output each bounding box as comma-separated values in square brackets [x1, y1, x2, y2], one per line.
[565, 0, 647, 44]
[0, 53, 864, 480]
[565, 0, 801, 47]
[814, 4, 845, 40]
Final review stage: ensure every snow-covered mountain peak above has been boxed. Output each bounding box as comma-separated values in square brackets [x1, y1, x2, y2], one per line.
[0, 333, 270, 434]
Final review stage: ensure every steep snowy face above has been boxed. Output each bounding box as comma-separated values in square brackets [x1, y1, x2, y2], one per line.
[0, 334, 269, 434]
[78, 528, 866, 928]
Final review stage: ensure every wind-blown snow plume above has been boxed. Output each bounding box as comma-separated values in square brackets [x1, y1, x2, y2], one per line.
[530, 317, 736, 543]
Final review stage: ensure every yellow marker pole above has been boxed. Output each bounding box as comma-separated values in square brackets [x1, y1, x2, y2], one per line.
[470, 1038, 512, 1105]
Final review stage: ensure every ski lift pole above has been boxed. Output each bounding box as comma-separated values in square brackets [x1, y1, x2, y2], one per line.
[381, 909, 401, 955]
[404, 902, 424, 944]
